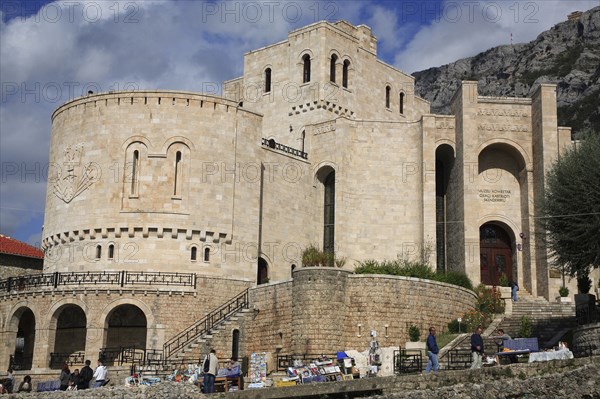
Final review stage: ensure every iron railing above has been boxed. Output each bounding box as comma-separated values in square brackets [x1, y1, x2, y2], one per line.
[445, 349, 472, 370]
[393, 349, 423, 374]
[49, 352, 86, 369]
[276, 354, 337, 371]
[9, 354, 33, 371]
[576, 301, 600, 325]
[261, 138, 308, 159]
[0, 271, 196, 293]
[163, 288, 249, 359]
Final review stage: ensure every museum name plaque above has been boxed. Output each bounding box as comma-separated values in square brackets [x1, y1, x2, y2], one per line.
[478, 189, 511, 202]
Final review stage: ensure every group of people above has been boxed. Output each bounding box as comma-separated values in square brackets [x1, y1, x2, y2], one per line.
[0, 369, 32, 394]
[59, 359, 108, 391]
[423, 325, 513, 373]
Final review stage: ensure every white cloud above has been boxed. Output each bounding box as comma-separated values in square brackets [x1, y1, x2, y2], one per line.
[395, 0, 600, 73]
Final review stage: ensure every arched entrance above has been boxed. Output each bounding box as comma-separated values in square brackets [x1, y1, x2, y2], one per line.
[104, 304, 147, 356]
[480, 223, 513, 285]
[257, 257, 268, 285]
[11, 308, 35, 370]
[51, 305, 87, 368]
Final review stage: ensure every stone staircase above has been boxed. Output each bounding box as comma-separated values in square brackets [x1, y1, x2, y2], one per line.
[162, 288, 251, 362]
[500, 294, 576, 347]
[437, 295, 577, 369]
[174, 307, 253, 361]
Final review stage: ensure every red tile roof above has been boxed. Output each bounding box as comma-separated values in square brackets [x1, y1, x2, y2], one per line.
[0, 234, 44, 259]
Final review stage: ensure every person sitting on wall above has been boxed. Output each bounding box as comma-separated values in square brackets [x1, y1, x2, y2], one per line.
[17, 375, 32, 393]
[493, 329, 516, 364]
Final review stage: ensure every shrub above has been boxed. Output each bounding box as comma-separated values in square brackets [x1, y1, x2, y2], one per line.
[519, 316, 532, 338]
[354, 259, 473, 290]
[408, 325, 421, 342]
[301, 245, 342, 267]
[498, 274, 509, 287]
[439, 271, 474, 290]
[559, 286, 569, 297]
[447, 318, 460, 333]
[474, 285, 505, 314]
[462, 309, 487, 332]
[577, 275, 592, 294]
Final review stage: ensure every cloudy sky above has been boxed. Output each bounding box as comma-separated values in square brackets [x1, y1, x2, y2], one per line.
[1, 0, 597, 246]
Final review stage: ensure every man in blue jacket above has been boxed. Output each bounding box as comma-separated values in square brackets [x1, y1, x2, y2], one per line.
[470, 326, 484, 369]
[425, 326, 439, 373]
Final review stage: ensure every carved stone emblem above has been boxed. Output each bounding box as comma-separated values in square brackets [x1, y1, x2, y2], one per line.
[53, 144, 99, 203]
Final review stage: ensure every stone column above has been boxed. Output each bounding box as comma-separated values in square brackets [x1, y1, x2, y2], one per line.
[291, 267, 350, 354]
[531, 84, 559, 299]
[421, 115, 437, 268]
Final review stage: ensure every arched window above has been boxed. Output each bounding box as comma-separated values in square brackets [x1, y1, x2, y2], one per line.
[257, 257, 268, 285]
[265, 68, 272, 93]
[302, 54, 311, 83]
[204, 247, 210, 262]
[330, 54, 337, 83]
[385, 86, 391, 109]
[191, 246, 197, 261]
[400, 92, 405, 114]
[108, 244, 115, 260]
[323, 171, 335, 254]
[95, 245, 102, 260]
[130, 150, 139, 196]
[173, 151, 182, 196]
[342, 60, 350, 88]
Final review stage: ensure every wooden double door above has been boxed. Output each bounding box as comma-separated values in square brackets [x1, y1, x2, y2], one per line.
[479, 223, 513, 286]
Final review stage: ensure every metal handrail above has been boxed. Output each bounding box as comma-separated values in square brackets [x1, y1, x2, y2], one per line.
[163, 288, 249, 359]
[0, 271, 196, 293]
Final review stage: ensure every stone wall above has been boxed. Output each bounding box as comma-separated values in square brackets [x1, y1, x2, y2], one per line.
[0, 254, 43, 280]
[573, 322, 600, 355]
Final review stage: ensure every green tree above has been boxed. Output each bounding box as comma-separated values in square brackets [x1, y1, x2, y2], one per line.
[542, 133, 600, 280]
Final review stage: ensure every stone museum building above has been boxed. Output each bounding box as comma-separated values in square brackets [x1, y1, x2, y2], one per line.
[0, 20, 579, 372]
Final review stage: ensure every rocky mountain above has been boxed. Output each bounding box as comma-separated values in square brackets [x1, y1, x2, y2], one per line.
[413, 6, 600, 137]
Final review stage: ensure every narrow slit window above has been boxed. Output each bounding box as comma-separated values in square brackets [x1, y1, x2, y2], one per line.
[95, 245, 102, 260]
[130, 150, 139, 195]
[174, 151, 182, 196]
[265, 68, 272, 93]
[108, 244, 114, 260]
[342, 60, 350, 88]
[204, 247, 210, 262]
[330, 54, 337, 83]
[302, 54, 311, 83]
[191, 247, 197, 261]
[385, 86, 391, 109]
[400, 92, 405, 114]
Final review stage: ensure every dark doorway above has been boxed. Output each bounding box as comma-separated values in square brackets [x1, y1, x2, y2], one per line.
[12, 308, 35, 370]
[232, 329, 240, 360]
[53, 305, 87, 355]
[104, 304, 147, 364]
[257, 257, 268, 285]
[480, 223, 513, 285]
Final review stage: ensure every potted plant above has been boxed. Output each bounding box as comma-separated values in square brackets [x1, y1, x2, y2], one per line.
[405, 324, 425, 350]
[557, 286, 571, 303]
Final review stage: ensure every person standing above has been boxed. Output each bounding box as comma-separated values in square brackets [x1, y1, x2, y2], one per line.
[59, 364, 70, 391]
[470, 326, 484, 369]
[202, 349, 219, 393]
[80, 360, 94, 389]
[425, 326, 439, 373]
[509, 279, 519, 302]
[92, 359, 108, 388]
